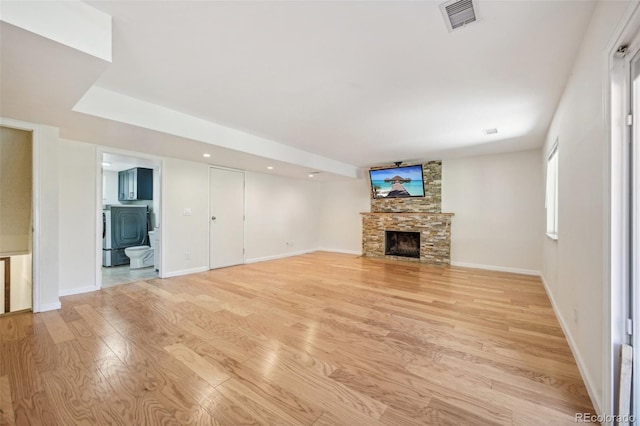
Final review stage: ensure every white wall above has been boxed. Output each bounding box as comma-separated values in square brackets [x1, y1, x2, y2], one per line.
[36, 125, 61, 311]
[541, 0, 630, 416]
[245, 172, 322, 262]
[161, 158, 209, 276]
[319, 178, 370, 254]
[58, 138, 97, 294]
[442, 150, 543, 274]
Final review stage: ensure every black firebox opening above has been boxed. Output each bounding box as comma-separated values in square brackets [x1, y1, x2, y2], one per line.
[385, 231, 420, 259]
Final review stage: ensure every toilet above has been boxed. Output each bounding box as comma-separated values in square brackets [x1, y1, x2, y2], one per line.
[124, 231, 155, 269]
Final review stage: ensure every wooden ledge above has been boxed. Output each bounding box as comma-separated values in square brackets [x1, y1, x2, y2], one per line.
[361, 212, 454, 216]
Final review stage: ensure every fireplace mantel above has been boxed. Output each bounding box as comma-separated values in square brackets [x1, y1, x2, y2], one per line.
[361, 212, 454, 264]
[360, 212, 454, 216]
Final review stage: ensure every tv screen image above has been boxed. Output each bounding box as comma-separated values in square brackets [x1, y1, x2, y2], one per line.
[369, 164, 425, 198]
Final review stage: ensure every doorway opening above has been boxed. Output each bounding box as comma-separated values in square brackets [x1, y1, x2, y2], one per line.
[100, 152, 161, 288]
[0, 126, 33, 315]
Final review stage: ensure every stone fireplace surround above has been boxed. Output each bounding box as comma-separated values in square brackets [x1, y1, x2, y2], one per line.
[361, 161, 454, 264]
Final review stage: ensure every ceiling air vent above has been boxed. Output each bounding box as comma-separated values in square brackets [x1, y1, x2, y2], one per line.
[440, 0, 477, 32]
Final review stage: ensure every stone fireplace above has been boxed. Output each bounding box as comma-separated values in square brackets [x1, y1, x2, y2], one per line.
[361, 161, 454, 264]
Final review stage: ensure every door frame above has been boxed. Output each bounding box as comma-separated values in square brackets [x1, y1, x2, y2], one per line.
[605, 2, 640, 421]
[208, 166, 246, 269]
[95, 147, 165, 287]
[0, 117, 40, 312]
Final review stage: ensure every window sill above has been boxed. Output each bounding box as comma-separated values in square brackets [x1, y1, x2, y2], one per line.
[546, 232, 558, 241]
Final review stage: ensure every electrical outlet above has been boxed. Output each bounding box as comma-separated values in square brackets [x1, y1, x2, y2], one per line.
[185, 252, 190, 260]
[573, 308, 579, 324]
[183, 208, 192, 216]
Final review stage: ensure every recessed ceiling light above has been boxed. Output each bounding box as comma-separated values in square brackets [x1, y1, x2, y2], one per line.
[308, 173, 315, 178]
[267, 166, 274, 170]
[483, 128, 498, 135]
[101, 161, 111, 167]
[203, 153, 211, 158]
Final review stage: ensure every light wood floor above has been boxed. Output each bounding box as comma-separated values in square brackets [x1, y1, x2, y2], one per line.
[0, 252, 594, 425]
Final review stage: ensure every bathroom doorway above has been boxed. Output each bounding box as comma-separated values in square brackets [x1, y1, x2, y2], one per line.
[99, 152, 161, 288]
[0, 126, 33, 315]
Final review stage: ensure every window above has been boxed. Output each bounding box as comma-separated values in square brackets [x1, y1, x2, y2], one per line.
[545, 141, 559, 239]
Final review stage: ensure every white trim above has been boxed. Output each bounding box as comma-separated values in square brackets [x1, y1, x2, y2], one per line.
[96, 147, 165, 285]
[0, 117, 45, 313]
[317, 248, 362, 256]
[39, 302, 61, 312]
[450, 261, 540, 277]
[245, 249, 315, 264]
[95, 147, 103, 289]
[604, 2, 640, 421]
[545, 232, 558, 241]
[59, 285, 99, 297]
[547, 138, 559, 160]
[162, 266, 208, 278]
[540, 275, 602, 417]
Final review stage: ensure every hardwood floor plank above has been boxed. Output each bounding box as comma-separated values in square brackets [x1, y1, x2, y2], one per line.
[12, 391, 57, 426]
[39, 312, 75, 345]
[40, 367, 107, 425]
[164, 343, 230, 387]
[0, 375, 15, 426]
[2, 339, 43, 401]
[0, 253, 595, 424]
[74, 305, 120, 338]
[199, 387, 261, 425]
[243, 346, 388, 420]
[217, 378, 305, 426]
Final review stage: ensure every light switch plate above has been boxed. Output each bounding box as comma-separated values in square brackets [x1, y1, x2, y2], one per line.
[183, 208, 192, 216]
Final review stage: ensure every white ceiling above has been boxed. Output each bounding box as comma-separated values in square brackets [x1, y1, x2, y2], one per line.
[1, 1, 596, 179]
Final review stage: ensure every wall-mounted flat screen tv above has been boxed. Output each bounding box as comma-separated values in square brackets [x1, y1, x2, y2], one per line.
[369, 164, 425, 198]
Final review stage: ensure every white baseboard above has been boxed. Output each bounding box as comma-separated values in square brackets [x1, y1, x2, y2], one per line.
[245, 249, 315, 264]
[37, 301, 62, 312]
[162, 266, 209, 278]
[59, 285, 99, 297]
[317, 248, 362, 256]
[540, 274, 602, 418]
[450, 261, 540, 276]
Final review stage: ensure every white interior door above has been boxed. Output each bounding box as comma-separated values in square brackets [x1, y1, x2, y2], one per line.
[209, 167, 245, 269]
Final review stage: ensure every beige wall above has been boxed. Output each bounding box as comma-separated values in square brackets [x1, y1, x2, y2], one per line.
[9, 254, 32, 312]
[0, 126, 32, 256]
[0, 254, 32, 314]
[441, 150, 543, 274]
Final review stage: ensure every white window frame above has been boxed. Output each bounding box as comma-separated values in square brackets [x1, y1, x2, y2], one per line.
[545, 140, 559, 240]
